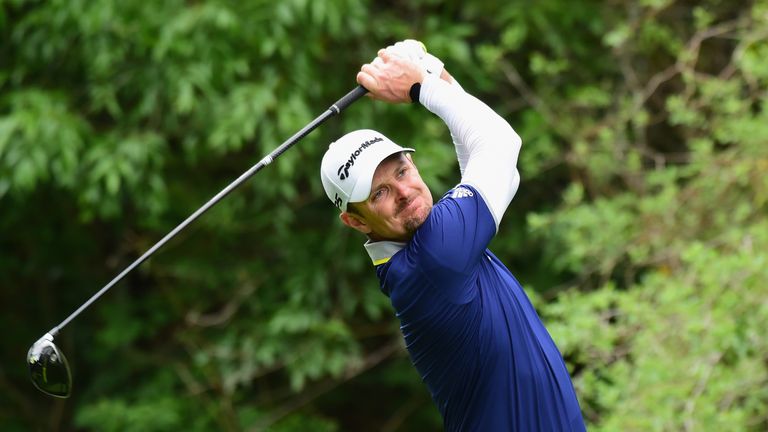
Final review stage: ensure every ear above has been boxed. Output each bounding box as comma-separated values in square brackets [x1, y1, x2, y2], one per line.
[340, 212, 372, 235]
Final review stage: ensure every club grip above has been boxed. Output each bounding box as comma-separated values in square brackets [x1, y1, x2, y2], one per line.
[331, 85, 368, 113]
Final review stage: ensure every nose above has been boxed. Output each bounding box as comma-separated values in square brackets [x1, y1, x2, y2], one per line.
[392, 181, 409, 202]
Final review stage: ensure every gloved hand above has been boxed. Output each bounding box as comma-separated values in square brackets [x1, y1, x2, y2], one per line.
[358, 39, 461, 104]
[358, 49, 426, 104]
[382, 39, 463, 93]
[385, 39, 445, 77]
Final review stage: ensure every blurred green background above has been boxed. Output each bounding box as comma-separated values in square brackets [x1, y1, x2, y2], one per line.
[2, 0, 767, 430]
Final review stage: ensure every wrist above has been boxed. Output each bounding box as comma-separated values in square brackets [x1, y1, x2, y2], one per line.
[417, 74, 459, 110]
[409, 83, 421, 104]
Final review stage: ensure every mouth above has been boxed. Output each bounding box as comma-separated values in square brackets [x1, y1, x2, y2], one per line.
[397, 197, 420, 216]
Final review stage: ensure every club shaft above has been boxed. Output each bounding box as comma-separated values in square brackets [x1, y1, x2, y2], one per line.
[50, 85, 368, 336]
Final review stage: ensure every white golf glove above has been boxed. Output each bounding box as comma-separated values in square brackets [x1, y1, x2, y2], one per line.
[384, 39, 464, 93]
[386, 39, 445, 77]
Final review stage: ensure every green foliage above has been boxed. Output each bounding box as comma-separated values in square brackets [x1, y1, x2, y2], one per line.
[524, 1, 768, 429]
[76, 397, 183, 432]
[0, 89, 86, 196]
[2, 0, 767, 431]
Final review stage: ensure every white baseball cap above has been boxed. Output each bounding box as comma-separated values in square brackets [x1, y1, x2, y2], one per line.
[320, 129, 414, 212]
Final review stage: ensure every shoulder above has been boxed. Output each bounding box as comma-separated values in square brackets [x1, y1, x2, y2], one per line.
[422, 183, 495, 234]
[445, 185, 477, 200]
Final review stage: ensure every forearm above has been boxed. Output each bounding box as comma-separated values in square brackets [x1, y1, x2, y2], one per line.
[419, 75, 522, 227]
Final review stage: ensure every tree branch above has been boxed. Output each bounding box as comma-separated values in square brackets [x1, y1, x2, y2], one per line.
[246, 341, 404, 431]
[185, 281, 258, 327]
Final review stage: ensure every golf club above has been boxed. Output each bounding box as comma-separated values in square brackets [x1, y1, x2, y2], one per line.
[27, 84, 369, 398]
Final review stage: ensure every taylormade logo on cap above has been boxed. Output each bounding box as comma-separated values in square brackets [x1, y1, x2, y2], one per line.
[337, 136, 383, 180]
[320, 129, 414, 212]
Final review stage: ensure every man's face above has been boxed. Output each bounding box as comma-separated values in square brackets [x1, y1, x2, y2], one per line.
[342, 153, 433, 242]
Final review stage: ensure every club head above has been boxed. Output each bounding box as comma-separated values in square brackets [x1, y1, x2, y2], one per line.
[27, 333, 72, 398]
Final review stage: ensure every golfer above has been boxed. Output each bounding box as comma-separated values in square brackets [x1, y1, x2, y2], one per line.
[320, 40, 586, 431]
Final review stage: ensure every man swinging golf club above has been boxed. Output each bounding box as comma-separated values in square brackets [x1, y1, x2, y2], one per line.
[320, 40, 586, 431]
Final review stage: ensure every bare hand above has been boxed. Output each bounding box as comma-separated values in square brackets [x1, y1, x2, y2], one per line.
[356, 49, 426, 104]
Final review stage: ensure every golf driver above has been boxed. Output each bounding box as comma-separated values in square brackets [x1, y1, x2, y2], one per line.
[27, 84, 368, 398]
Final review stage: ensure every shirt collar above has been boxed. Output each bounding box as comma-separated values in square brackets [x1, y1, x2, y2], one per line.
[363, 240, 407, 266]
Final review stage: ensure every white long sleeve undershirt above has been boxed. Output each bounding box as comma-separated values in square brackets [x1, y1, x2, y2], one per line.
[419, 74, 522, 229]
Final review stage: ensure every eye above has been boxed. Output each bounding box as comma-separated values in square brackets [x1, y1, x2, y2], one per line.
[372, 189, 385, 202]
[398, 167, 408, 177]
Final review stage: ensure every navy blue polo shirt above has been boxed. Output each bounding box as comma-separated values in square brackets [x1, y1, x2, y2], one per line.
[373, 184, 586, 431]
